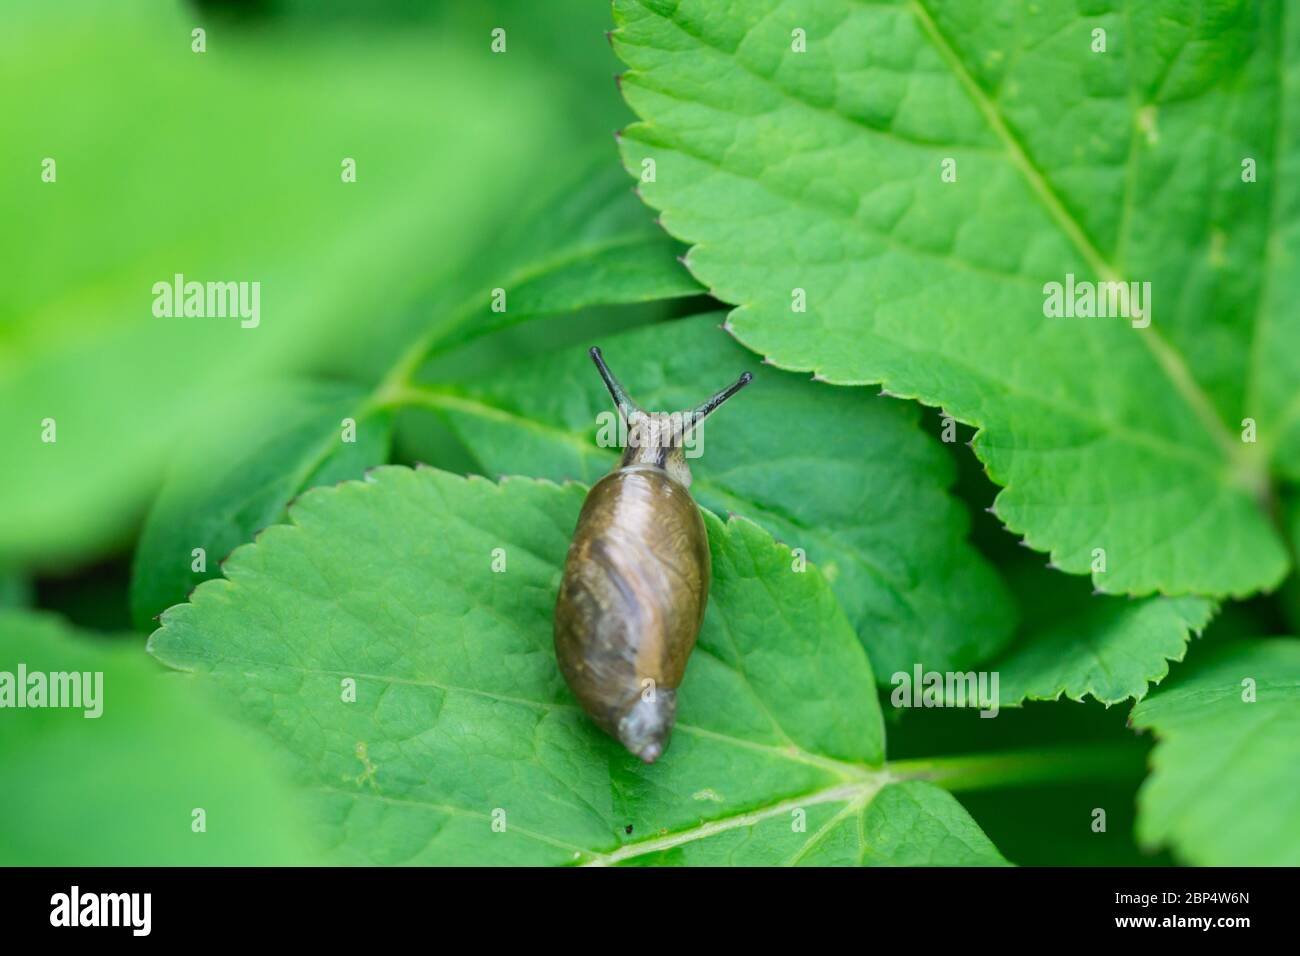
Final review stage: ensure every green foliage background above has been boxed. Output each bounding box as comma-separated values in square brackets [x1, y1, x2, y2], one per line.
[1, 0, 1296, 866]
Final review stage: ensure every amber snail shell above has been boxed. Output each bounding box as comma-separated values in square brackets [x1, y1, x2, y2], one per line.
[554, 347, 752, 763]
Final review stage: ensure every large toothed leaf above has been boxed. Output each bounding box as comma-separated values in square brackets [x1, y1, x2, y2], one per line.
[409, 314, 1015, 680]
[149, 466, 1005, 865]
[992, 563, 1216, 707]
[612, 0, 1296, 597]
[1131, 639, 1300, 866]
[0, 611, 317, 865]
[129, 382, 392, 630]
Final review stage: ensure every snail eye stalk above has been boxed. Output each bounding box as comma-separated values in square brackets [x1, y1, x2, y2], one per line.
[683, 371, 753, 430]
[589, 347, 643, 423]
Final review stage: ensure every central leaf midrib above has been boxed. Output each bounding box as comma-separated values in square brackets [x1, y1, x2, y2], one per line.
[904, 0, 1239, 460]
[583, 778, 888, 866]
[324, 776, 892, 866]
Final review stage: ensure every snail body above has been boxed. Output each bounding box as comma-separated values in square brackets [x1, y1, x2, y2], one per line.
[554, 348, 752, 763]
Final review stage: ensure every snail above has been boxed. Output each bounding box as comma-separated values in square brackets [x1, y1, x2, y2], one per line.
[554, 347, 752, 763]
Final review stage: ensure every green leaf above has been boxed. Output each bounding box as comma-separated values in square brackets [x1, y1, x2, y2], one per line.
[612, 0, 1295, 597]
[149, 466, 1005, 865]
[993, 563, 1216, 707]
[406, 159, 702, 364]
[0, 571, 30, 609]
[1284, 499, 1300, 632]
[0, 610, 317, 865]
[129, 381, 392, 630]
[0, 0, 601, 564]
[408, 313, 1015, 679]
[1131, 639, 1300, 866]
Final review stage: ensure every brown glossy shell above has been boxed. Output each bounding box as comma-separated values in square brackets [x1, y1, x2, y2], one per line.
[554, 465, 709, 750]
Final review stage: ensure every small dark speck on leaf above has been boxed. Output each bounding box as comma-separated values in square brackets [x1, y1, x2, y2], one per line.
[624, 824, 633, 835]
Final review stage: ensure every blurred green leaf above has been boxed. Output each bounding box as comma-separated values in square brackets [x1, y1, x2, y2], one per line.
[0, 0, 587, 565]
[129, 381, 391, 629]
[1284, 500, 1300, 633]
[1132, 638, 1300, 865]
[396, 159, 700, 381]
[0, 572, 31, 609]
[259, 0, 633, 132]
[149, 466, 1006, 865]
[0, 610, 317, 864]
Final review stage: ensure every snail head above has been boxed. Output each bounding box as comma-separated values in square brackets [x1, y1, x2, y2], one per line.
[589, 346, 752, 488]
